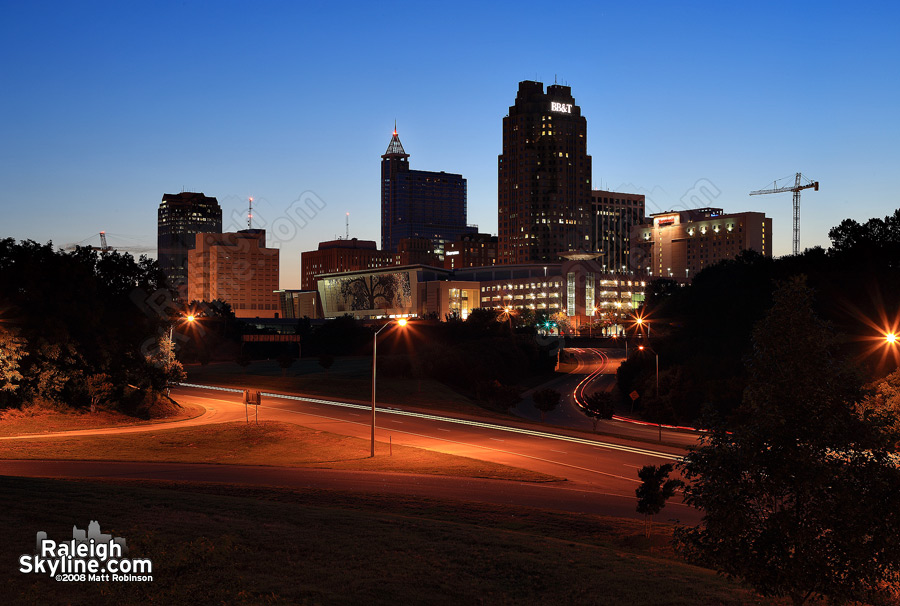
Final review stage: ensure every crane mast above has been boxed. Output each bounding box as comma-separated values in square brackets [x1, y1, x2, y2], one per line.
[750, 172, 819, 256]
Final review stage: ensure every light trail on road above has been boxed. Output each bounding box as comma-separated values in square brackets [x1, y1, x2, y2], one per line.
[178, 382, 678, 460]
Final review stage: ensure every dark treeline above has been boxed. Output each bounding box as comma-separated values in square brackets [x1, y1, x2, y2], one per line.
[290, 309, 557, 408]
[0, 240, 180, 414]
[619, 208, 900, 426]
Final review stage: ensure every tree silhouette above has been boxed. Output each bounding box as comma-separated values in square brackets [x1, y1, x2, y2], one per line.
[583, 391, 615, 431]
[532, 388, 561, 421]
[635, 463, 683, 540]
[676, 277, 900, 605]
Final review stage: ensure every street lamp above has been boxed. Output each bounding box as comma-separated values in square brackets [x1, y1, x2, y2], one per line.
[638, 344, 661, 442]
[500, 306, 514, 332]
[371, 318, 408, 457]
[167, 314, 197, 364]
[634, 314, 650, 339]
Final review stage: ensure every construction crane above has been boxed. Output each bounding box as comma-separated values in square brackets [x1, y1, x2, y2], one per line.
[750, 173, 819, 256]
[63, 232, 154, 254]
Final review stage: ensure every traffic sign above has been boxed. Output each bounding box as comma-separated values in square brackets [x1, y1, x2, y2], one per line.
[629, 390, 640, 401]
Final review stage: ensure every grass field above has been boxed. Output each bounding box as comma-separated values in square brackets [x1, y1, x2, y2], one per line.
[0, 476, 780, 605]
[0, 420, 558, 482]
[185, 358, 536, 419]
[0, 402, 206, 437]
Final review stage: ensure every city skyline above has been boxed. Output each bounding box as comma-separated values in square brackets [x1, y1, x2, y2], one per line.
[2, 2, 899, 289]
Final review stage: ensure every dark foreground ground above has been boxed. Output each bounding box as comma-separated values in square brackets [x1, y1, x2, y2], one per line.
[0, 476, 780, 605]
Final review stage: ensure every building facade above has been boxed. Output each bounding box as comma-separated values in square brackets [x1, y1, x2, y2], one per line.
[277, 290, 320, 319]
[591, 190, 645, 274]
[187, 229, 280, 318]
[300, 238, 396, 291]
[443, 233, 498, 270]
[314, 261, 644, 332]
[381, 127, 472, 255]
[498, 81, 593, 264]
[631, 208, 772, 281]
[157, 191, 222, 293]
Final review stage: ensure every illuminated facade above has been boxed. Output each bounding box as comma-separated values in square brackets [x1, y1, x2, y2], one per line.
[462, 263, 643, 324]
[631, 208, 772, 280]
[157, 191, 222, 293]
[187, 229, 280, 318]
[311, 260, 644, 328]
[591, 190, 645, 273]
[498, 81, 592, 264]
[381, 128, 473, 255]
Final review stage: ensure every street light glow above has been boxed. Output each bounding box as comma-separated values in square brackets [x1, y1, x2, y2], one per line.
[887, 332, 898, 345]
[186, 314, 195, 322]
[397, 318, 408, 327]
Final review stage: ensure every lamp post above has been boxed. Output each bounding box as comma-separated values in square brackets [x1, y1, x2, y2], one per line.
[165, 314, 195, 395]
[371, 318, 408, 457]
[638, 344, 661, 442]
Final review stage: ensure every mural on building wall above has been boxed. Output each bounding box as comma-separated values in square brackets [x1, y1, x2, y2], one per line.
[326, 271, 413, 312]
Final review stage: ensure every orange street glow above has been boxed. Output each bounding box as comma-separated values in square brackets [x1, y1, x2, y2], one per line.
[397, 318, 408, 327]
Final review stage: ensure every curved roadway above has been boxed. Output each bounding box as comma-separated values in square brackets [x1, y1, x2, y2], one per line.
[0, 377, 702, 523]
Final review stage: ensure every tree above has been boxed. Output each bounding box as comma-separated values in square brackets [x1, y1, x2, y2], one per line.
[583, 391, 615, 431]
[635, 463, 683, 539]
[0, 330, 26, 400]
[532, 388, 561, 421]
[549, 312, 570, 335]
[84, 373, 113, 413]
[675, 276, 900, 605]
[318, 353, 334, 376]
[855, 368, 900, 428]
[276, 353, 295, 377]
[0, 239, 172, 411]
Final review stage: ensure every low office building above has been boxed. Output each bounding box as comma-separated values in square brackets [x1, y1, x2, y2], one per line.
[459, 258, 644, 332]
[317, 264, 453, 320]
[444, 233, 498, 270]
[300, 238, 396, 291]
[187, 229, 280, 318]
[277, 289, 320, 319]
[631, 207, 772, 281]
[314, 257, 644, 332]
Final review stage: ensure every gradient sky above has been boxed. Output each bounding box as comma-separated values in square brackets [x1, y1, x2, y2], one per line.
[2, 1, 898, 289]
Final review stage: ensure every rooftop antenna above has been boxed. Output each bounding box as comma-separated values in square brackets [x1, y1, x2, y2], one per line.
[247, 197, 253, 230]
[346, 212, 350, 239]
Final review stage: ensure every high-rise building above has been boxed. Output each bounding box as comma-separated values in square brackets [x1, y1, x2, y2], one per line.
[498, 81, 593, 264]
[187, 229, 280, 318]
[157, 192, 222, 293]
[631, 208, 772, 281]
[381, 127, 472, 255]
[591, 190, 646, 274]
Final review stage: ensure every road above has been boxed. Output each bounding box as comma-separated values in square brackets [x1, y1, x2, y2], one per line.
[0, 380, 701, 522]
[514, 348, 701, 447]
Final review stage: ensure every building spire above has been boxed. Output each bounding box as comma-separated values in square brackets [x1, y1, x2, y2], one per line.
[383, 123, 408, 157]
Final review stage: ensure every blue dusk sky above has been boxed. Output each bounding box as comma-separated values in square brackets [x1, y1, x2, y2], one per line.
[2, 1, 898, 289]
